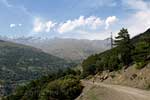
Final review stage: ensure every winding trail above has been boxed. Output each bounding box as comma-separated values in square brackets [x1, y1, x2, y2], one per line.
[76, 80, 150, 100]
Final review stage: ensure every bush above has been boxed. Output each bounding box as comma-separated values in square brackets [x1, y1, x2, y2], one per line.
[3, 69, 83, 100]
[39, 75, 83, 100]
[135, 61, 146, 69]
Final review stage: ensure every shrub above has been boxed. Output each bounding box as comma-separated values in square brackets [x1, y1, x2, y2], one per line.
[135, 61, 146, 69]
[39, 75, 83, 100]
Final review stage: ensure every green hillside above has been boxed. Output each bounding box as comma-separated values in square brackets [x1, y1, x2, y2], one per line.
[82, 28, 150, 77]
[3, 69, 83, 100]
[0, 40, 75, 95]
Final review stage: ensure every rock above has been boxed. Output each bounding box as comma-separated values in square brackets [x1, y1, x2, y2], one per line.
[130, 74, 137, 80]
[104, 74, 108, 80]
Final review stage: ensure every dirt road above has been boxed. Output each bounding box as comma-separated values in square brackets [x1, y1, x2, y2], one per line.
[76, 80, 150, 100]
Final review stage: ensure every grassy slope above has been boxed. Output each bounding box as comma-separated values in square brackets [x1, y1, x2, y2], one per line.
[0, 40, 77, 96]
[0, 40, 73, 82]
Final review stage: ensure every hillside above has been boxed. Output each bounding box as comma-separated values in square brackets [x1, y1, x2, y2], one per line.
[9, 38, 110, 62]
[0, 40, 74, 95]
[82, 28, 150, 77]
[2, 69, 83, 100]
[131, 28, 150, 44]
[96, 63, 150, 89]
[79, 28, 150, 100]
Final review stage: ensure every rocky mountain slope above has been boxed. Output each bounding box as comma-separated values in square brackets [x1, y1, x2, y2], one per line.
[9, 37, 110, 62]
[95, 63, 150, 89]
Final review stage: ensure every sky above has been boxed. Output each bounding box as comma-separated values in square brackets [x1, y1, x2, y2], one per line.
[0, 0, 150, 40]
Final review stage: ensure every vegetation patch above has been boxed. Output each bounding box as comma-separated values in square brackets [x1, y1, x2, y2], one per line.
[2, 68, 83, 100]
[82, 28, 150, 77]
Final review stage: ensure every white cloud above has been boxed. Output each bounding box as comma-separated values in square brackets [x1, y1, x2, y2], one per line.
[18, 24, 22, 26]
[9, 23, 22, 28]
[105, 16, 118, 29]
[10, 24, 16, 28]
[56, 16, 119, 40]
[31, 16, 118, 39]
[33, 18, 56, 33]
[123, 11, 150, 37]
[121, 0, 150, 37]
[58, 16, 103, 33]
[33, 18, 44, 32]
[46, 21, 57, 32]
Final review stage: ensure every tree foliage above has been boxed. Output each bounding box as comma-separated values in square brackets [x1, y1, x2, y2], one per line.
[82, 28, 150, 77]
[3, 68, 83, 100]
[0, 41, 76, 95]
[114, 28, 133, 65]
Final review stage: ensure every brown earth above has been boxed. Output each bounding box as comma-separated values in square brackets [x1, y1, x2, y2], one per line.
[76, 80, 150, 100]
[96, 63, 150, 89]
[76, 63, 150, 100]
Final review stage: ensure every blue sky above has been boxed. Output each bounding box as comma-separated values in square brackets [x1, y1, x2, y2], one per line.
[0, 0, 150, 40]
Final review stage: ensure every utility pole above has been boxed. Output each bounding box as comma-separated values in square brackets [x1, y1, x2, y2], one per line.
[110, 32, 113, 49]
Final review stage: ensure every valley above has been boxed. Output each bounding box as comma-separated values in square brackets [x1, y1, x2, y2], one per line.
[1, 0, 150, 99]
[0, 40, 75, 96]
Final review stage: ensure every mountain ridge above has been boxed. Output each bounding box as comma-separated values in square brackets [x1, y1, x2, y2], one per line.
[5, 37, 111, 62]
[0, 40, 74, 95]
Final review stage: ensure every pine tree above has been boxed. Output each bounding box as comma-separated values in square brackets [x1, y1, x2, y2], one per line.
[114, 28, 132, 65]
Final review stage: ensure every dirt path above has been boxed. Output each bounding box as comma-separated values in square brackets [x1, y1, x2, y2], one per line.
[76, 80, 150, 100]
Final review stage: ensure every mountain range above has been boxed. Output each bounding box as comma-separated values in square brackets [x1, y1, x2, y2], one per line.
[0, 36, 111, 62]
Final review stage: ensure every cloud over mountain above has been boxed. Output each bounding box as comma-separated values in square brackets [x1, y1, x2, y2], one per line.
[33, 18, 57, 33]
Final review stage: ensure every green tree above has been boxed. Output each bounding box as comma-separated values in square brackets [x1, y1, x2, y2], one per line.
[114, 28, 132, 65]
[39, 75, 83, 100]
[82, 55, 98, 77]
